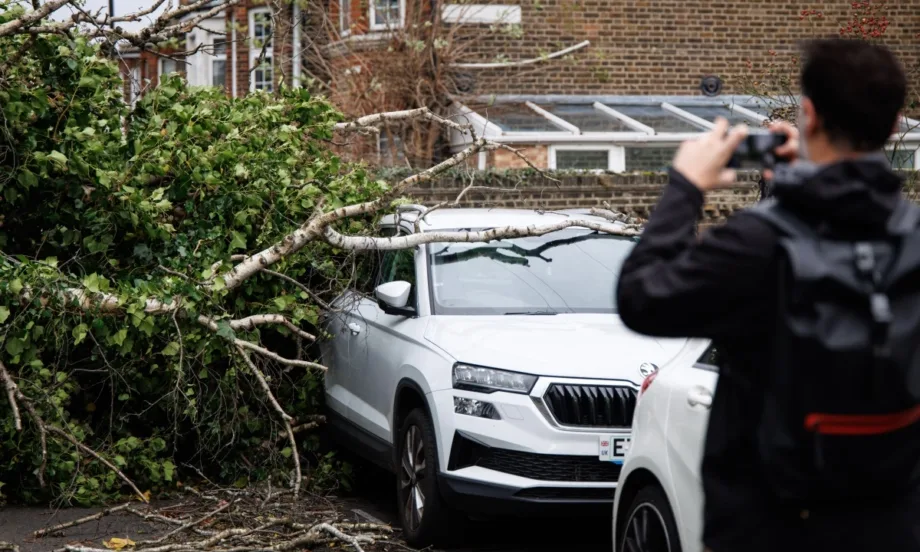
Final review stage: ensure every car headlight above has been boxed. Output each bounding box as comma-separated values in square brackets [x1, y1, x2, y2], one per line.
[452, 363, 537, 394]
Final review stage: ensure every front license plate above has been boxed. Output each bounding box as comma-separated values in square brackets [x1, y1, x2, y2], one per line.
[598, 435, 631, 465]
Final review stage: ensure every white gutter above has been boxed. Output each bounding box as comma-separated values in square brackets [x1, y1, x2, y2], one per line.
[593, 102, 654, 135]
[525, 101, 579, 134]
[231, 10, 238, 98]
[292, 2, 301, 87]
[662, 103, 715, 130]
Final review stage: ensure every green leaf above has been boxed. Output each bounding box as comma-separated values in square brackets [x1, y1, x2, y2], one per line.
[5, 338, 24, 356]
[229, 231, 247, 251]
[280, 447, 292, 458]
[215, 320, 235, 340]
[162, 460, 175, 481]
[111, 328, 128, 346]
[72, 323, 89, 345]
[55, 372, 68, 383]
[47, 150, 68, 166]
[9, 279, 22, 294]
[0, 306, 9, 324]
[161, 341, 181, 357]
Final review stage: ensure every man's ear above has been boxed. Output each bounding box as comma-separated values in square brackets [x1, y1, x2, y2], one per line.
[800, 98, 818, 137]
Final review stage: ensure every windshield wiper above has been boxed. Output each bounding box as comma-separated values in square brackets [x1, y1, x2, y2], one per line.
[504, 311, 559, 316]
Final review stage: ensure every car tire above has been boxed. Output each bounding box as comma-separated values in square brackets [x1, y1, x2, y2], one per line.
[396, 407, 456, 547]
[620, 485, 682, 552]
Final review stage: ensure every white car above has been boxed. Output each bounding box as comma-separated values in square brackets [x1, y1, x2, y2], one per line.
[612, 341, 720, 552]
[320, 206, 692, 547]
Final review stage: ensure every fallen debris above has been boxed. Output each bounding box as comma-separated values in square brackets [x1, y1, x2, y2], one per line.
[30, 485, 402, 552]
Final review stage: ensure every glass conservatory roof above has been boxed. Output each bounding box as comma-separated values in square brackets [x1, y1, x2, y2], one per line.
[448, 95, 920, 144]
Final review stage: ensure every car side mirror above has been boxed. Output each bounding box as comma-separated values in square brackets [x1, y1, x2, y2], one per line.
[375, 281, 415, 317]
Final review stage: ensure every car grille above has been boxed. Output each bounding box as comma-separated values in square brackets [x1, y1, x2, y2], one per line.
[543, 384, 637, 427]
[448, 433, 622, 483]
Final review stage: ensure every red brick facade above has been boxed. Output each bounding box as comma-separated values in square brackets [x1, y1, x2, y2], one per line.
[455, 0, 920, 96]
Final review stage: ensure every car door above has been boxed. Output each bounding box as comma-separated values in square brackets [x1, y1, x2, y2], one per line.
[666, 343, 720, 552]
[347, 243, 426, 444]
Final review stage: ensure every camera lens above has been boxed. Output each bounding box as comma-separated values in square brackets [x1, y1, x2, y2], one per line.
[700, 76, 723, 97]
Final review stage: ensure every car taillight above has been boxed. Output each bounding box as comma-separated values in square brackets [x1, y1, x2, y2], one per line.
[639, 370, 658, 397]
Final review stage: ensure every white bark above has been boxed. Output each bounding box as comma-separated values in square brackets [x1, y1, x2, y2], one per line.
[324, 218, 638, 251]
[452, 40, 591, 69]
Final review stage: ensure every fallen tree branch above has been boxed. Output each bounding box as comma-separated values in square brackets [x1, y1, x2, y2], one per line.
[334, 107, 472, 134]
[234, 345, 302, 499]
[324, 217, 639, 251]
[139, 499, 234, 545]
[452, 39, 591, 68]
[32, 502, 132, 538]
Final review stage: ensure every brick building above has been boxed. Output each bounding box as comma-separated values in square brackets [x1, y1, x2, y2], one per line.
[117, 1, 920, 171]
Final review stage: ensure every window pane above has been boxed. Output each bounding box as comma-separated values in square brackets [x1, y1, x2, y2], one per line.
[538, 104, 632, 132]
[161, 58, 179, 76]
[212, 39, 227, 56]
[887, 147, 917, 170]
[428, 230, 637, 315]
[212, 60, 226, 88]
[625, 147, 677, 172]
[253, 12, 272, 48]
[374, 0, 400, 26]
[604, 105, 700, 133]
[555, 150, 609, 171]
[468, 103, 564, 132]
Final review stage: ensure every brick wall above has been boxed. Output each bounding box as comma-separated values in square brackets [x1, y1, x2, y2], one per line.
[407, 170, 920, 224]
[454, 0, 920, 97]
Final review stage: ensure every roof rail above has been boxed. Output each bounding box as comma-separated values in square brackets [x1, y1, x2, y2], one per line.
[396, 204, 428, 215]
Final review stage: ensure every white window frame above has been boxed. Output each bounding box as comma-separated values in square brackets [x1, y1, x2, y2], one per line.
[886, 143, 920, 171]
[369, 0, 406, 31]
[548, 145, 625, 173]
[249, 7, 274, 92]
[211, 37, 228, 89]
[339, 0, 352, 36]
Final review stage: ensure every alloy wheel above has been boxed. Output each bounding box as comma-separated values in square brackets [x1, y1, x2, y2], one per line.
[399, 424, 427, 532]
[622, 503, 672, 552]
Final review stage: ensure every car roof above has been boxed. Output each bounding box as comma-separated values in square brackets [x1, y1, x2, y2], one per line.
[380, 207, 625, 232]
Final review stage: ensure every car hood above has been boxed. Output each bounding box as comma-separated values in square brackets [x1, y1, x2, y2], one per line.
[424, 314, 687, 384]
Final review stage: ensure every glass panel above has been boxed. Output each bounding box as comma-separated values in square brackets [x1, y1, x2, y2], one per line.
[537, 104, 632, 132]
[625, 147, 678, 172]
[428, 230, 637, 315]
[379, 130, 406, 166]
[212, 60, 226, 88]
[678, 105, 752, 125]
[340, 0, 351, 31]
[887, 147, 917, 170]
[254, 62, 273, 92]
[212, 39, 227, 56]
[469, 103, 564, 132]
[374, 0, 401, 26]
[555, 150, 609, 171]
[160, 58, 179, 76]
[252, 12, 272, 49]
[604, 105, 700, 133]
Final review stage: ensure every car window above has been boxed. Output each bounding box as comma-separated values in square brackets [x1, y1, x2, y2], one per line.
[379, 248, 416, 287]
[695, 343, 721, 372]
[427, 228, 636, 315]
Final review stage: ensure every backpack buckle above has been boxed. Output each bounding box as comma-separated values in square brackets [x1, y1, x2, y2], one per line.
[854, 242, 875, 274]
[870, 293, 893, 324]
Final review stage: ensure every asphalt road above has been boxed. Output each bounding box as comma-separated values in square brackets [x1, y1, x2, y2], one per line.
[0, 460, 613, 552]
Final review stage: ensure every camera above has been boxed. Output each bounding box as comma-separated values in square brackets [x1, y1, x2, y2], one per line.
[728, 131, 789, 169]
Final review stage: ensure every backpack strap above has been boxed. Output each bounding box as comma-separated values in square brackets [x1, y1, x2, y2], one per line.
[886, 199, 920, 236]
[746, 198, 818, 239]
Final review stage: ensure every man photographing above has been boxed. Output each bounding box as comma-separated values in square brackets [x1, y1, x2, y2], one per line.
[616, 38, 920, 552]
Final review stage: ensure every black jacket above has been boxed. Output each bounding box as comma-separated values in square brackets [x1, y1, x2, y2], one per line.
[616, 160, 920, 552]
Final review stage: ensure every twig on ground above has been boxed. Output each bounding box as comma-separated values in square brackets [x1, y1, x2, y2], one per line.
[33, 502, 132, 537]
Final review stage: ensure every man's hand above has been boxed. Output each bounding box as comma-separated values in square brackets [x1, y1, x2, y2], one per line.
[762, 120, 801, 181]
[672, 118, 748, 193]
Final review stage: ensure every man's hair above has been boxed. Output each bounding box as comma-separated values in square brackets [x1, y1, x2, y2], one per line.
[800, 38, 907, 152]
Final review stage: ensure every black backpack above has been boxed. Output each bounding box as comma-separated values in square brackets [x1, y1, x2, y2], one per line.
[747, 196, 920, 503]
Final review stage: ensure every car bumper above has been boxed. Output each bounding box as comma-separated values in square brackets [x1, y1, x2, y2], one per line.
[430, 384, 633, 509]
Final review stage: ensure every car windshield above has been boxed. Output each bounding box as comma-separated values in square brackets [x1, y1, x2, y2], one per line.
[428, 228, 637, 315]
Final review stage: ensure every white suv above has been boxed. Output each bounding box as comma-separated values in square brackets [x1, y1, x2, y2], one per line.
[320, 207, 692, 547]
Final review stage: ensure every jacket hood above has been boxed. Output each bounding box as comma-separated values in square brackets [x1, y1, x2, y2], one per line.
[771, 153, 903, 232]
